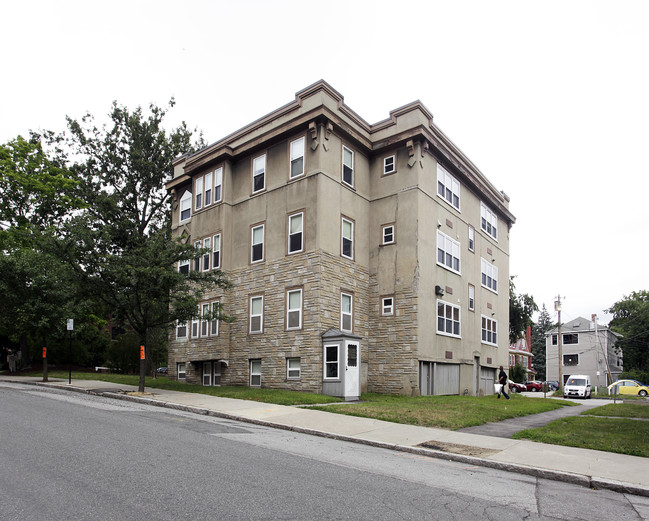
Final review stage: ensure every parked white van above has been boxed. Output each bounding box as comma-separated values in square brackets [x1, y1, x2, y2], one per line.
[563, 374, 591, 399]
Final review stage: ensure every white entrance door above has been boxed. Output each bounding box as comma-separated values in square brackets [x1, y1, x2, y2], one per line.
[203, 362, 212, 386]
[345, 341, 360, 399]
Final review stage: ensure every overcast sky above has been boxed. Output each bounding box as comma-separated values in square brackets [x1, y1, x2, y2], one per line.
[2, 0, 647, 326]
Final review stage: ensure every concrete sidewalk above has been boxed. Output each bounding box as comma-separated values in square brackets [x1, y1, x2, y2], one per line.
[2, 375, 648, 497]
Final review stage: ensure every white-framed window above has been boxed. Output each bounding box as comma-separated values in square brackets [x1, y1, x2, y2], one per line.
[204, 171, 213, 207]
[468, 225, 475, 252]
[290, 137, 305, 179]
[191, 305, 200, 338]
[437, 300, 461, 338]
[249, 295, 263, 334]
[179, 191, 192, 223]
[468, 284, 475, 312]
[214, 167, 223, 203]
[342, 145, 354, 187]
[481, 315, 498, 345]
[381, 296, 394, 316]
[288, 212, 303, 254]
[176, 321, 187, 339]
[437, 163, 460, 210]
[250, 359, 261, 387]
[286, 288, 303, 330]
[382, 224, 395, 245]
[213, 361, 221, 386]
[383, 155, 395, 175]
[437, 230, 461, 273]
[200, 302, 210, 337]
[177, 362, 186, 380]
[553, 333, 579, 345]
[178, 258, 189, 274]
[210, 300, 220, 336]
[195, 177, 203, 210]
[341, 292, 353, 332]
[193, 240, 201, 271]
[481, 257, 499, 293]
[251, 223, 264, 263]
[324, 344, 339, 379]
[287, 357, 301, 379]
[203, 362, 212, 386]
[212, 233, 221, 269]
[202, 237, 211, 272]
[252, 154, 266, 193]
[563, 353, 579, 366]
[480, 202, 498, 240]
[341, 217, 354, 259]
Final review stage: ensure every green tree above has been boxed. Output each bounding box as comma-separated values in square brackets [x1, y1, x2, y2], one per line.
[607, 290, 649, 373]
[531, 304, 554, 381]
[509, 277, 538, 345]
[509, 362, 526, 383]
[51, 101, 230, 392]
[0, 134, 85, 376]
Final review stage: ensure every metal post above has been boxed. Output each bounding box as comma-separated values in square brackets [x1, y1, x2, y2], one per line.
[68, 330, 72, 385]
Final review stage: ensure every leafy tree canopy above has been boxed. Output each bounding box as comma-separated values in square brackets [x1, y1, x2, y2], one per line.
[509, 276, 538, 345]
[607, 290, 649, 373]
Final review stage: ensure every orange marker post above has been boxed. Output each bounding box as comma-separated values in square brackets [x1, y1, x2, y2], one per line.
[140, 345, 146, 360]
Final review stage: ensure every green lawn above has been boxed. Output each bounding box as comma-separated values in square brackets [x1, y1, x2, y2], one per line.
[309, 393, 575, 430]
[512, 415, 649, 458]
[580, 403, 649, 419]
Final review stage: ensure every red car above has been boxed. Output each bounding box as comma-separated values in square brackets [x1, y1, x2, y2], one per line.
[508, 382, 527, 393]
[523, 381, 543, 392]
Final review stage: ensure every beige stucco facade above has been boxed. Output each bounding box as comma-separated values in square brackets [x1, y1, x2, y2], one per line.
[166, 81, 515, 397]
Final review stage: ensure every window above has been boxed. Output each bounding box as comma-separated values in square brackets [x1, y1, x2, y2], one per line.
[191, 309, 199, 338]
[437, 230, 461, 273]
[287, 358, 301, 379]
[200, 302, 210, 337]
[288, 212, 303, 254]
[437, 163, 460, 210]
[176, 321, 187, 339]
[552, 334, 558, 346]
[381, 296, 394, 316]
[252, 154, 266, 193]
[290, 137, 305, 179]
[286, 288, 303, 330]
[210, 301, 219, 336]
[195, 177, 203, 210]
[480, 202, 498, 240]
[204, 171, 212, 206]
[468, 226, 475, 252]
[251, 224, 264, 263]
[563, 333, 579, 344]
[481, 315, 498, 345]
[437, 300, 461, 337]
[203, 362, 212, 386]
[383, 155, 395, 175]
[214, 167, 223, 203]
[481, 258, 498, 293]
[202, 237, 211, 271]
[468, 284, 475, 311]
[341, 292, 353, 332]
[249, 295, 263, 333]
[382, 224, 395, 245]
[341, 217, 354, 259]
[177, 362, 186, 380]
[563, 354, 579, 366]
[179, 191, 192, 223]
[212, 233, 221, 269]
[342, 145, 354, 187]
[250, 359, 261, 387]
[178, 259, 189, 274]
[324, 345, 339, 379]
[194, 240, 201, 271]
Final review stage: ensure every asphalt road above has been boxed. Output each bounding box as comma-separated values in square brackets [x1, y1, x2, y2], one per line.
[1, 382, 648, 521]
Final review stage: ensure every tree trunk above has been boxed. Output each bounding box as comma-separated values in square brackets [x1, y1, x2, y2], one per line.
[42, 333, 48, 382]
[138, 330, 147, 393]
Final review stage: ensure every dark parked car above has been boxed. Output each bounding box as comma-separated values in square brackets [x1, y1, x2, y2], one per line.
[156, 366, 168, 375]
[544, 381, 559, 391]
[508, 381, 527, 393]
[523, 380, 543, 392]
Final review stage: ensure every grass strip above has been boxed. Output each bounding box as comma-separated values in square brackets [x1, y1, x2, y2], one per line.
[309, 393, 574, 430]
[512, 416, 649, 457]
[580, 403, 649, 419]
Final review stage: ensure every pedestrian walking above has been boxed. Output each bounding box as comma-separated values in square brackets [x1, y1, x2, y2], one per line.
[496, 366, 510, 399]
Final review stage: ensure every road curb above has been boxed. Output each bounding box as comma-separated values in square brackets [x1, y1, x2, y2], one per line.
[8, 378, 649, 498]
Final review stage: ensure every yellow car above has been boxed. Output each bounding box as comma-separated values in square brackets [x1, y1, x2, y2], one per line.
[607, 379, 649, 397]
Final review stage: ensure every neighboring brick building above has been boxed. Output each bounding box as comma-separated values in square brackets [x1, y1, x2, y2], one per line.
[166, 81, 515, 398]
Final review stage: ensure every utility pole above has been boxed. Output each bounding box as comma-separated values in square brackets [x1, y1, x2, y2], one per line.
[555, 296, 562, 389]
